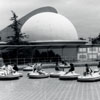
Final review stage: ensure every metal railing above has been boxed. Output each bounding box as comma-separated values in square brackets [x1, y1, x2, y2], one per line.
[3, 56, 76, 65]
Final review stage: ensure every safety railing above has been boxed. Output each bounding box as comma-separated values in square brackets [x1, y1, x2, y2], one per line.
[3, 56, 76, 65]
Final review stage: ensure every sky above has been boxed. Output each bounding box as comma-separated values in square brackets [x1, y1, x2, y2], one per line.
[0, 0, 100, 39]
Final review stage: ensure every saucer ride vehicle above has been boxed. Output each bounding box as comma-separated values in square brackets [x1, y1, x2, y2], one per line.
[0, 64, 21, 80]
[0, 74, 19, 80]
[59, 71, 79, 80]
[27, 70, 49, 79]
[50, 71, 65, 78]
[77, 72, 100, 82]
[23, 66, 33, 71]
[0, 71, 20, 80]
[58, 62, 70, 68]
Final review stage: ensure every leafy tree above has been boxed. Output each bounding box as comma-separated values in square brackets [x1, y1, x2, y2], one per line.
[1, 11, 30, 63]
[7, 10, 28, 45]
[87, 33, 100, 44]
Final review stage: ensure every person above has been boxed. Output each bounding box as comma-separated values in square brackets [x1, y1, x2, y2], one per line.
[13, 63, 19, 72]
[1, 63, 14, 75]
[55, 62, 61, 71]
[65, 63, 75, 74]
[7, 64, 15, 74]
[35, 63, 42, 72]
[68, 63, 75, 72]
[61, 61, 65, 65]
[97, 62, 100, 71]
[32, 63, 37, 72]
[36, 63, 46, 74]
[0, 63, 8, 75]
[84, 64, 92, 75]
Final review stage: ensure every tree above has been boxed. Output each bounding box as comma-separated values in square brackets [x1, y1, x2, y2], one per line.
[7, 11, 28, 45]
[2, 11, 30, 63]
[89, 33, 100, 44]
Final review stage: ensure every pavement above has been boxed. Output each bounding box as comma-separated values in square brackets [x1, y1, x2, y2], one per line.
[0, 67, 100, 100]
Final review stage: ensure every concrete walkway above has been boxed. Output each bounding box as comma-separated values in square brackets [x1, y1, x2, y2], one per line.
[0, 67, 100, 100]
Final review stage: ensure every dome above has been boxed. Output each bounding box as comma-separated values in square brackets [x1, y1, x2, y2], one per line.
[21, 12, 78, 41]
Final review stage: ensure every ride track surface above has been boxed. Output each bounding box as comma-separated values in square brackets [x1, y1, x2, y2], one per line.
[0, 67, 100, 100]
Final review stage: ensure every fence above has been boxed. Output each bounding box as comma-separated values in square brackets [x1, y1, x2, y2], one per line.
[3, 56, 77, 65]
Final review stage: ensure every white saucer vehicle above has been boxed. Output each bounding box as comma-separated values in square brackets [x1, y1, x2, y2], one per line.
[0, 71, 19, 80]
[77, 72, 100, 82]
[0, 69, 22, 80]
[58, 63, 70, 68]
[0, 74, 19, 80]
[59, 71, 79, 80]
[50, 71, 65, 78]
[23, 66, 33, 71]
[28, 71, 49, 79]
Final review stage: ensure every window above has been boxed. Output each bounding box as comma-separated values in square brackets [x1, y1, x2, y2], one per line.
[88, 54, 97, 59]
[79, 48, 86, 53]
[77, 53, 87, 61]
[87, 47, 98, 53]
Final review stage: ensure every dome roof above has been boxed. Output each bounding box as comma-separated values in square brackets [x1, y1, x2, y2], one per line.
[21, 12, 78, 41]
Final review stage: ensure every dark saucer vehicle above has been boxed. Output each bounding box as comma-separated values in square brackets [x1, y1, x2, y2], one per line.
[77, 72, 100, 82]
[50, 71, 65, 78]
[28, 71, 50, 79]
[59, 71, 79, 80]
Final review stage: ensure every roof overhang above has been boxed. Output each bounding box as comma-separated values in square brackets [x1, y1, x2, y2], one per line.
[28, 40, 87, 47]
[0, 40, 87, 48]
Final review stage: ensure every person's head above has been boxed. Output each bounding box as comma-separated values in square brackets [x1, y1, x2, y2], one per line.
[56, 62, 58, 65]
[5, 63, 8, 66]
[70, 63, 74, 67]
[61, 61, 64, 64]
[14, 63, 17, 67]
[85, 64, 88, 67]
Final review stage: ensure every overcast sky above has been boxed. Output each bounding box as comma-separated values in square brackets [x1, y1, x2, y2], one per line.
[0, 0, 100, 39]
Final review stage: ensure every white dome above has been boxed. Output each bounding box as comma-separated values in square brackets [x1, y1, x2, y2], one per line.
[21, 12, 78, 41]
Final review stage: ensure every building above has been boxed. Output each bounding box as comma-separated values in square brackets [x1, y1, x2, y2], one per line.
[77, 44, 100, 61]
[0, 6, 93, 63]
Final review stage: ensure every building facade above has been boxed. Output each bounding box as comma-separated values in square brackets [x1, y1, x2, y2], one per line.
[77, 45, 100, 61]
